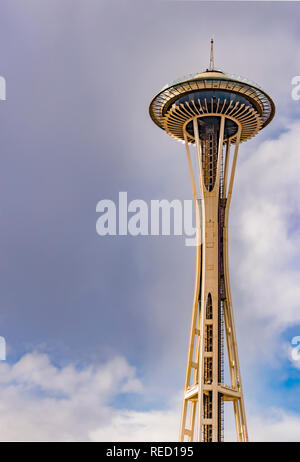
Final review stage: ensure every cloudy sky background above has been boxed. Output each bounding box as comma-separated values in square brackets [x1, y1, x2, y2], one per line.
[0, 0, 300, 441]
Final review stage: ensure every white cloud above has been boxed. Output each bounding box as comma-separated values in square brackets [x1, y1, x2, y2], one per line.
[0, 350, 299, 442]
[90, 409, 179, 442]
[248, 409, 300, 442]
[0, 352, 143, 442]
[0, 350, 180, 442]
[225, 406, 300, 442]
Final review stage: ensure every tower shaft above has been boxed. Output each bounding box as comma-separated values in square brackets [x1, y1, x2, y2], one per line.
[179, 116, 248, 442]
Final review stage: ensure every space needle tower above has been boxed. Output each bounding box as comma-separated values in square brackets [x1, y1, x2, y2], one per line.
[149, 40, 275, 442]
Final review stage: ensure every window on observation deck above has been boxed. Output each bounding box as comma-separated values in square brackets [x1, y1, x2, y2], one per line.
[166, 89, 257, 115]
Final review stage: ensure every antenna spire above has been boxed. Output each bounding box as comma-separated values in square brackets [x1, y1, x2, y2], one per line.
[209, 38, 214, 71]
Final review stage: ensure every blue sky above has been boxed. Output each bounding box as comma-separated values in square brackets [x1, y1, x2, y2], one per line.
[0, 0, 299, 441]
